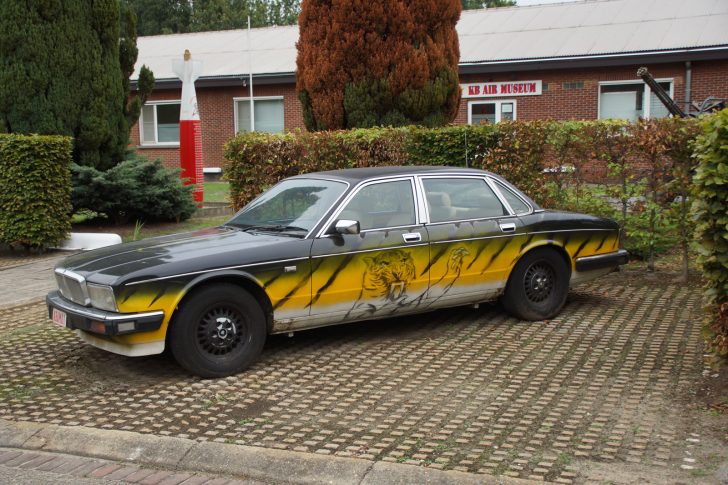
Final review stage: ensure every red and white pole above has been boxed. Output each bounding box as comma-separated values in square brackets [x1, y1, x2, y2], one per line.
[173, 50, 204, 206]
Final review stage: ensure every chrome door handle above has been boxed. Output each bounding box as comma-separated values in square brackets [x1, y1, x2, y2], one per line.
[402, 232, 422, 243]
[499, 222, 516, 233]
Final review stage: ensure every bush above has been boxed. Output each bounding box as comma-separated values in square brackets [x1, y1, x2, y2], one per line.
[72, 156, 196, 224]
[224, 123, 550, 210]
[224, 119, 701, 264]
[693, 109, 728, 365]
[0, 134, 72, 249]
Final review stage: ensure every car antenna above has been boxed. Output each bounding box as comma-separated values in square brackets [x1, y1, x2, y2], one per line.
[464, 128, 469, 168]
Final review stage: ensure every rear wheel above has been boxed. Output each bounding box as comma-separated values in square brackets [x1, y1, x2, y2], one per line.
[501, 248, 570, 321]
[168, 283, 266, 378]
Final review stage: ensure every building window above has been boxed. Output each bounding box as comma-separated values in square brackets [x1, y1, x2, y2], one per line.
[598, 80, 673, 121]
[468, 100, 516, 125]
[140, 101, 181, 145]
[562, 81, 584, 90]
[234, 97, 285, 133]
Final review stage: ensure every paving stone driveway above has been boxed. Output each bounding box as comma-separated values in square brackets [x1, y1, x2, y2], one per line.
[0, 273, 713, 484]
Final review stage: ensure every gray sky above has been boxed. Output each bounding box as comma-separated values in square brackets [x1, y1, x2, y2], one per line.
[517, 0, 582, 5]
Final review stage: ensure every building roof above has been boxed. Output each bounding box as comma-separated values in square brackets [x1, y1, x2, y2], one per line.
[458, 0, 728, 65]
[133, 0, 728, 84]
[135, 25, 298, 82]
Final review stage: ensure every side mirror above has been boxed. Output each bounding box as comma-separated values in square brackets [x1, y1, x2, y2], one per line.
[335, 219, 360, 235]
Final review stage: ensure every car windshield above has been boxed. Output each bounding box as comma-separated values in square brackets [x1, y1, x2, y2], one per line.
[225, 178, 347, 235]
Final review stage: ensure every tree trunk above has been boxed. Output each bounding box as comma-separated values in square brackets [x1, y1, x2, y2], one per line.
[680, 195, 689, 282]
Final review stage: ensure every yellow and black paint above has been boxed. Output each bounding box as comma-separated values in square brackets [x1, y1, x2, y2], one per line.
[101, 225, 619, 350]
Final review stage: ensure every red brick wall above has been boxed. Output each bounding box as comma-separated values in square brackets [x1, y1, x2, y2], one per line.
[690, 60, 728, 111]
[130, 59, 728, 170]
[130, 83, 302, 169]
[454, 60, 728, 123]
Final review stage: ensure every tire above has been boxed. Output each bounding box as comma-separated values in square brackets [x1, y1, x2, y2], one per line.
[168, 283, 266, 378]
[501, 248, 571, 321]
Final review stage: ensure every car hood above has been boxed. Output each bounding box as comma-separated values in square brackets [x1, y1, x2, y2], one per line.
[57, 226, 311, 286]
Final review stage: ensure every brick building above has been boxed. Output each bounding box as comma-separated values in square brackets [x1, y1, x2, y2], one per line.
[130, 0, 728, 173]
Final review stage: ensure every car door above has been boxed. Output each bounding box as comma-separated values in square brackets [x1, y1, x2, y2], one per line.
[308, 177, 430, 325]
[419, 175, 521, 309]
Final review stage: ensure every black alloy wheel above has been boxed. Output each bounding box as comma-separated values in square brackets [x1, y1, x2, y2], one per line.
[197, 306, 245, 356]
[501, 248, 570, 321]
[523, 262, 556, 303]
[169, 283, 266, 378]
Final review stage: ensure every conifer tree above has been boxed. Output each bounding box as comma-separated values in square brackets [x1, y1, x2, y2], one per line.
[296, 0, 462, 130]
[123, 0, 192, 35]
[120, 2, 155, 140]
[0, 0, 146, 169]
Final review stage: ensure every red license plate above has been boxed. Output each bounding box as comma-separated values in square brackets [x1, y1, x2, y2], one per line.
[52, 308, 67, 328]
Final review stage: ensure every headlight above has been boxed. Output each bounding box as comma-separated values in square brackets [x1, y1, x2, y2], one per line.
[87, 284, 118, 312]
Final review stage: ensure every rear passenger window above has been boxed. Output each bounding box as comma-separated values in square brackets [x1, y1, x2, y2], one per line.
[493, 180, 531, 215]
[422, 178, 507, 223]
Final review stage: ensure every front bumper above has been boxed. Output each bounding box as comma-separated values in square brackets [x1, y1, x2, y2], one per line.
[575, 249, 629, 272]
[46, 290, 164, 336]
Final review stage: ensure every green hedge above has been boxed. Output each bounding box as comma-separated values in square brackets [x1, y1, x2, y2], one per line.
[223, 121, 698, 257]
[224, 123, 549, 210]
[0, 134, 72, 249]
[693, 109, 728, 365]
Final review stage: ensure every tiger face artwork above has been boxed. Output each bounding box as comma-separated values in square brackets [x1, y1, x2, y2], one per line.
[361, 249, 417, 302]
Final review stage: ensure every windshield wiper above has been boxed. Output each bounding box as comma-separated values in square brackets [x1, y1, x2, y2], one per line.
[236, 224, 308, 237]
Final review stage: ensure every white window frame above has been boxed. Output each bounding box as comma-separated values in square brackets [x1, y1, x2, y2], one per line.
[233, 96, 285, 133]
[139, 100, 182, 147]
[597, 78, 674, 120]
[467, 100, 517, 125]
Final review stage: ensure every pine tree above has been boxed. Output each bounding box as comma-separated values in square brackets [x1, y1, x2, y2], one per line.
[123, 0, 192, 36]
[296, 0, 462, 130]
[120, 1, 155, 138]
[0, 0, 149, 169]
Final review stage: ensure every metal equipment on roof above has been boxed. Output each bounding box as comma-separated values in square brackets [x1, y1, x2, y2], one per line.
[637, 67, 725, 117]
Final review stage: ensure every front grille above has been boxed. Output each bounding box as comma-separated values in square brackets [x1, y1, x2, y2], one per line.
[55, 271, 89, 306]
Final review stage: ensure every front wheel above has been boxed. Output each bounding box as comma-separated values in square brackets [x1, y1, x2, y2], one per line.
[501, 248, 570, 321]
[168, 283, 266, 378]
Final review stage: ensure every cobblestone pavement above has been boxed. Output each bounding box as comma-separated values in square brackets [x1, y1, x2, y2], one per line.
[0, 447, 266, 484]
[0, 251, 65, 270]
[0, 252, 69, 307]
[0, 274, 718, 484]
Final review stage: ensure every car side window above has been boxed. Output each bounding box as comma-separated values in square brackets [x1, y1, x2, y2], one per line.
[423, 178, 507, 223]
[493, 180, 531, 215]
[338, 180, 416, 231]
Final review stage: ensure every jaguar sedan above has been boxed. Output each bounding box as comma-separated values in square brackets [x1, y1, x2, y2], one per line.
[48, 167, 628, 377]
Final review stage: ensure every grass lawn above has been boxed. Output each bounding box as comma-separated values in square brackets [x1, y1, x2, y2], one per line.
[126, 215, 231, 242]
[203, 182, 230, 203]
[72, 215, 232, 243]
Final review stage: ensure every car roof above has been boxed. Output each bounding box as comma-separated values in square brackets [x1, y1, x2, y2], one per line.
[288, 166, 541, 211]
[295, 166, 495, 183]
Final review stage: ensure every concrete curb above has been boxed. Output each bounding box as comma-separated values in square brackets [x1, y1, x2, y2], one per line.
[0, 419, 542, 485]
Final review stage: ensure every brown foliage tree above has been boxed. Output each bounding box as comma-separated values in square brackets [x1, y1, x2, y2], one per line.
[296, 0, 461, 130]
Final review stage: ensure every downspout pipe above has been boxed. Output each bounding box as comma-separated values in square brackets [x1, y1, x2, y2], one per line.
[684, 61, 692, 115]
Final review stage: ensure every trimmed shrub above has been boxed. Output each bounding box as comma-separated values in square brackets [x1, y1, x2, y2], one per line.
[0, 134, 72, 249]
[224, 119, 700, 262]
[71, 156, 196, 224]
[693, 109, 728, 365]
[224, 123, 550, 210]
[224, 129, 410, 209]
